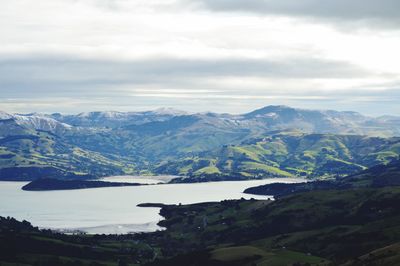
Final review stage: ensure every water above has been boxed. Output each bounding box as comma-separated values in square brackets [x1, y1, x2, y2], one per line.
[0, 178, 304, 234]
[99, 175, 176, 184]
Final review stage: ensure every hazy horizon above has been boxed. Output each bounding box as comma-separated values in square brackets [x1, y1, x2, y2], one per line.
[0, 104, 398, 118]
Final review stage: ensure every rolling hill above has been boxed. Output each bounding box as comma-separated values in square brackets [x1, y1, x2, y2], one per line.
[3, 187, 400, 265]
[0, 117, 135, 180]
[1, 105, 400, 180]
[159, 131, 400, 181]
[244, 159, 400, 198]
[147, 187, 400, 265]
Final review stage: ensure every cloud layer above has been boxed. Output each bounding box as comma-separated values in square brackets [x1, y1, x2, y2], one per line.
[189, 0, 400, 27]
[0, 0, 400, 115]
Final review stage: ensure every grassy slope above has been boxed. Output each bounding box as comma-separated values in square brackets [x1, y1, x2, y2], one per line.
[157, 132, 400, 180]
[0, 129, 135, 180]
[343, 242, 400, 265]
[2, 187, 400, 265]
[3, 116, 400, 182]
[0, 217, 154, 266]
[345, 159, 400, 186]
[147, 187, 400, 265]
[244, 159, 400, 197]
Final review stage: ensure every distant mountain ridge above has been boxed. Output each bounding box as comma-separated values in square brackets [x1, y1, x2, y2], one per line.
[49, 108, 188, 128]
[0, 112, 72, 135]
[1, 105, 400, 181]
[2, 105, 400, 136]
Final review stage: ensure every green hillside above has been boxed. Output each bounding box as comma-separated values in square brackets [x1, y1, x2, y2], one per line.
[3, 187, 400, 265]
[0, 126, 135, 180]
[147, 187, 400, 265]
[2, 112, 400, 181]
[157, 131, 400, 181]
[244, 159, 400, 198]
[2, 125, 400, 181]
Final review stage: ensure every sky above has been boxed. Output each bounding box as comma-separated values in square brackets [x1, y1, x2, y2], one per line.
[1, 0, 400, 116]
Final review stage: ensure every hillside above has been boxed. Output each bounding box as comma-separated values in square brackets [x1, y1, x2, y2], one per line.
[0, 118, 135, 180]
[159, 131, 400, 181]
[2, 187, 400, 265]
[2, 105, 400, 181]
[244, 159, 400, 198]
[88, 106, 400, 160]
[147, 188, 400, 265]
[46, 105, 400, 137]
[344, 158, 400, 187]
[50, 108, 187, 128]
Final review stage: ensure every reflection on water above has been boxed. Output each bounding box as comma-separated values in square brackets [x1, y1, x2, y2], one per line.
[99, 175, 176, 184]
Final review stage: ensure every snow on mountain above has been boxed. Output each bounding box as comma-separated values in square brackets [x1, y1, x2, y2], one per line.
[2, 106, 400, 137]
[151, 107, 188, 116]
[51, 109, 188, 128]
[0, 112, 73, 135]
[0, 111, 13, 120]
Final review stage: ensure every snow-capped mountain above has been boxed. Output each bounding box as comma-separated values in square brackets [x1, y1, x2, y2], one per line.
[0, 111, 13, 120]
[0, 111, 73, 135]
[2, 105, 400, 138]
[50, 109, 188, 128]
[13, 114, 73, 135]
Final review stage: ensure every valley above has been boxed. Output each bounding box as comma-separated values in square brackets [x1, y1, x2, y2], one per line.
[3, 1, 400, 264]
[1, 106, 400, 182]
[2, 106, 400, 265]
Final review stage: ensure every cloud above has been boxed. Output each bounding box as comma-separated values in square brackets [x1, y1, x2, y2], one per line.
[188, 0, 400, 28]
[0, 55, 370, 94]
[0, 54, 398, 115]
[1, 0, 400, 115]
[1, 89, 400, 116]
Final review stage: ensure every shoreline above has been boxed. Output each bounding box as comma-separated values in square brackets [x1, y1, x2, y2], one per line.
[0, 178, 301, 234]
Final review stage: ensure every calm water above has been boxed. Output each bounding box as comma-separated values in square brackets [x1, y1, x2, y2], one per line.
[100, 175, 177, 184]
[0, 178, 304, 234]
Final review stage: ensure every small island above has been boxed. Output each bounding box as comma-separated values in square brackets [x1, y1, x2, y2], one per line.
[137, 203, 169, 208]
[22, 178, 143, 191]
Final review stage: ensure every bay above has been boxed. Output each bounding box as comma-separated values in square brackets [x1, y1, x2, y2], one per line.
[0, 177, 304, 234]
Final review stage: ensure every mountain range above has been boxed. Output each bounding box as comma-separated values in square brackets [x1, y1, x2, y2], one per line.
[1, 105, 400, 181]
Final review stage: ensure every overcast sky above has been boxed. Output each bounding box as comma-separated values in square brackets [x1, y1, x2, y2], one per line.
[1, 0, 400, 116]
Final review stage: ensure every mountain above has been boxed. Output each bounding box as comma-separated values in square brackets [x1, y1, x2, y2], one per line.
[13, 114, 72, 135]
[50, 108, 187, 128]
[243, 105, 400, 136]
[159, 131, 400, 181]
[0, 111, 73, 135]
[344, 159, 400, 187]
[0, 130, 134, 181]
[69, 106, 400, 161]
[124, 113, 252, 158]
[0, 117, 32, 137]
[244, 159, 400, 198]
[0, 111, 13, 120]
[1, 105, 400, 181]
[0, 114, 135, 180]
[7, 105, 398, 137]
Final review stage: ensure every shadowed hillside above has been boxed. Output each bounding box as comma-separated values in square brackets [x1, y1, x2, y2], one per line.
[160, 131, 400, 181]
[1, 106, 400, 181]
[244, 159, 400, 198]
[2, 187, 400, 265]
